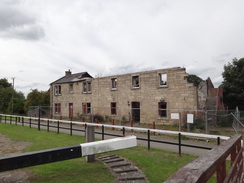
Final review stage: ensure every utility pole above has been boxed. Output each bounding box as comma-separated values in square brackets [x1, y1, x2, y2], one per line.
[11, 77, 15, 114]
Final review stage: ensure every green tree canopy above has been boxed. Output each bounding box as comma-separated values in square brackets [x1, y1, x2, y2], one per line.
[222, 57, 244, 110]
[0, 78, 12, 88]
[187, 74, 203, 87]
[0, 78, 25, 114]
[24, 89, 50, 112]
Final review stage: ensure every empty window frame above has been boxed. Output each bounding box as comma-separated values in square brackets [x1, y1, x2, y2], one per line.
[54, 103, 61, 113]
[132, 75, 140, 88]
[82, 103, 91, 114]
[159, 73, 167, 86]
[158, 101, 167, 117]
[83, 81, 91, 93]
[111, 78, 117, 90]
[111, 102, 117, 115]
[69, 83, 73, 93]
[54, 85, 61, 95]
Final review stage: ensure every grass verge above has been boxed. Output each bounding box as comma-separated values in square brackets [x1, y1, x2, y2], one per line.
[0, 123, 197, 182]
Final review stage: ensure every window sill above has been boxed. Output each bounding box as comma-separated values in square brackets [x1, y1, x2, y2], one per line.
[157, 116, 167, 119]
[111, 88, 118, 91]
[131, 87, 140, 90]
[158, 85, 168, 88]
[83, 92, 92, 94]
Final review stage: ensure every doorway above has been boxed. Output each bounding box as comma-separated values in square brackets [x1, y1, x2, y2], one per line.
[131, 102, 140, 122]
[69, 103, 73, 119]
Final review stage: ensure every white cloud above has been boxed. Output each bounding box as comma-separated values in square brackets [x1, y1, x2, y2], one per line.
[0, 0, 244, 96]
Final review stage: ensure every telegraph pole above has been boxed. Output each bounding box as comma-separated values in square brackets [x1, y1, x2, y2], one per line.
[11, 77, 15, 114]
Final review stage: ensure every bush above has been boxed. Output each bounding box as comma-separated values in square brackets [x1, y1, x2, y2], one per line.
[92, 114, 104, 122]
[193, 118, 205, 130]
[218, 115, 232, 127]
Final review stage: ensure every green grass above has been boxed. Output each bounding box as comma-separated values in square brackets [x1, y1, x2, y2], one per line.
[0, 123, 197, 182]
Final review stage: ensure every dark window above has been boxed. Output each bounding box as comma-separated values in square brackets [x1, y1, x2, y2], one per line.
[83, 103, 91, 114]
[111, 102, 117, 115]
[54, 103, 61, 113]
[111, 78, 117, 89]
[158, 102, 167, 117]
[54, 85, 61, 95]
[132, 75, 139, 88]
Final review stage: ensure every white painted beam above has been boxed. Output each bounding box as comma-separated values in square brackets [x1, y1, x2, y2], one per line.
[81, 136, 137, 156]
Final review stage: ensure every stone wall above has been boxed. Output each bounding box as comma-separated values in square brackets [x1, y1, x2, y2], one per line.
[50, 67, 198, 124]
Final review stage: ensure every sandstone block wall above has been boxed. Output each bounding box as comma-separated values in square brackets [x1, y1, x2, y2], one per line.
[50, 67, 198, 124]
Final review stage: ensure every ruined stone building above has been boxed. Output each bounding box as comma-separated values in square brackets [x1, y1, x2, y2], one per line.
[50, 67, 222, 124]
[198, 77, 225, 111]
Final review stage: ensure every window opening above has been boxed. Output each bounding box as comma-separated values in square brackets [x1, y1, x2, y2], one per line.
[111, 78, 117, 89]
[54, 85, 61, 95]
[69, 84, 73, 93]
[111, 102, 117, 115]
[83, 81, 91, 93]
[158, 102, 167, 117]
[54, 103, 61, 113]
[132, 76, 140, 88]
[159, 73, 167, 86]
[83, 103, 91, 114]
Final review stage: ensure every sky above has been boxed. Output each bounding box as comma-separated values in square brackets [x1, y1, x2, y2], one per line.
[0, 0, 244, 97]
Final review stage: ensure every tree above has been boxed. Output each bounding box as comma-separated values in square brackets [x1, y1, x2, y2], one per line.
[0, 78, 25, 114]
[222, 57, 244, 110]
[0, 78, 12, 88]
[0, 87, 13, 113]
[187, 74, 203, 87]
[24, 89, 50, 112]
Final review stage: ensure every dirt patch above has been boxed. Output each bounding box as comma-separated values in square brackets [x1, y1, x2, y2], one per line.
[0, 134, 33, 183]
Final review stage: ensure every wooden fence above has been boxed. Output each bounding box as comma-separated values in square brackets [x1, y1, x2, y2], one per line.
[165, 134, 243, 183]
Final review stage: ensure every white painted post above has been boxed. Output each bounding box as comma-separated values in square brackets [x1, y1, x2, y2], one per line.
[86, 126, 95, 163]
[81, 136, 137, 156]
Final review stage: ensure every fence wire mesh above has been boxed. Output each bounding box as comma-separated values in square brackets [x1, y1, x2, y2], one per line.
[28, 106, 244, 134]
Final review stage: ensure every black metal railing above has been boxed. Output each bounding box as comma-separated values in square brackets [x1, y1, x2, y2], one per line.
[0, 114, 229, 156]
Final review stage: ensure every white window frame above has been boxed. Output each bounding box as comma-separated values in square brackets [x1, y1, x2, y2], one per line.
[82, 103, 91, 114]
[54, 85, 61, 96]
[83, 81, 91, 93]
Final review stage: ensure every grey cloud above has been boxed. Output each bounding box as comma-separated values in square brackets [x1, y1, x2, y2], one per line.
[17, 82, 47, 90]
[187, 66, 216, 79]
[212, 53, 232, 64]
[0, 24, 45, 40]
[0, 2, 45, 40]
[106, 64, 154, 77]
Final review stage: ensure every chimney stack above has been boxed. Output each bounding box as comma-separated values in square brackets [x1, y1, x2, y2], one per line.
[65, 69, 71, 76]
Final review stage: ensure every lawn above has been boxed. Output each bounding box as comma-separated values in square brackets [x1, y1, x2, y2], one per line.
[0, 123, 197, 182]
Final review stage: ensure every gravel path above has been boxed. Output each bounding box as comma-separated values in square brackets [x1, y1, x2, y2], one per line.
[0, 134, 33, 183]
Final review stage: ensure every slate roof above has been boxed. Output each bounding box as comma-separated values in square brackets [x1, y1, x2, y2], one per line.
[50, 72, 93, 85]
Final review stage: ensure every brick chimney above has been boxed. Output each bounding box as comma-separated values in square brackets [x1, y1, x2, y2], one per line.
[65, 69, 72, 76]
